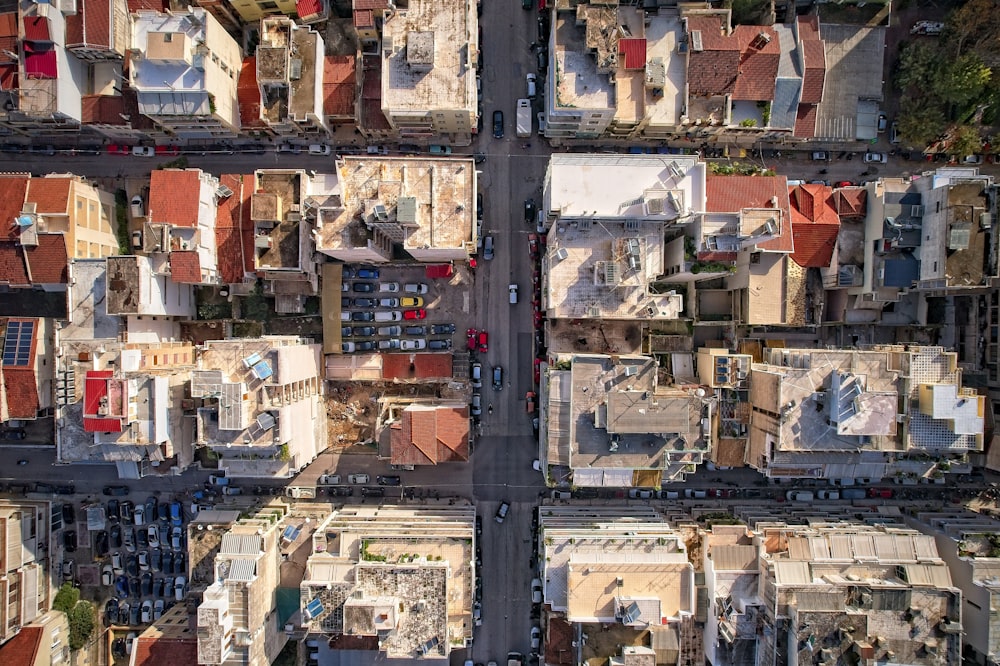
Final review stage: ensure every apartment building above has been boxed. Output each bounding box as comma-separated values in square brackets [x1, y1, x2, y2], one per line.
[249, 17, 328, 138]
[315, 156, 478, 264]
[105, 255, 197, 332]
[197, 505, 288, 665]
[747, 346, 984, 482]
[0, 318, 53, 426]
[24, 175, 119, 260]
[542, 354, 711, 487]
[379, 0, 478, 143]
[0, 499, 53, 647]
[537, 506, 698, 663]
[696, 348, 751, 468]
[192, 336, 327, 478]
[130, 8, 242, 138]
[299, 505, 476, 658]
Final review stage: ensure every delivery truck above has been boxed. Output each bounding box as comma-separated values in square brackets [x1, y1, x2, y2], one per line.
[516, 99, 532, 138]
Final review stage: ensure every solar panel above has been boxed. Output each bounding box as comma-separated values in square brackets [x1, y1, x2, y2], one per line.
[305, 597, 324, 618]
[2, 320, 34, 366]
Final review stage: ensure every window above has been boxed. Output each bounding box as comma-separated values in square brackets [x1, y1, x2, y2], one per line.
[259, 1, 279, 8]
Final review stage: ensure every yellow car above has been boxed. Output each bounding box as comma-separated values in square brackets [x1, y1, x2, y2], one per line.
[401, 296, 424, 307]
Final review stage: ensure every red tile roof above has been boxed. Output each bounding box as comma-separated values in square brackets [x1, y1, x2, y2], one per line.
[1, 318, 40, 419]
[0, 243, 28, 285]
[354, 0, 389, 9]
[169, 250, 202, 283]
[0, 13, 17, 61]
[24, 234, 68, 284]
[0, 63, 15, 89]
[380, 353, 454, 380]
[65, 0, 111, 49]
[390, 404, 470, 465]
[0, 625, 42, 666]
[0, 176, 29, 240]
[793, 103, 817, 138]
[353, 9, 375, 28]
[323, 55, 356, 118]
[296, 0, 325, 20]
[149, 170, 201, 227]
[705, 175, 793, 253]
[360, 54, 390, 131]
[132, 637, 199, 666]
[788, 184, 840, 268]
[834, 187, 867, 219]
[237, 57, 266, 130]
[618, 38, 646, 70]
[686, 18, 780, 100]
[81, 94, 129, 125]
[215, 174, 255, 284]
[83, 370, 126, 432]
[26, 177, 71, 214]
[23, 16, 49, 42]
[126, 0, 167, 11]
[800, 39, 826, 104]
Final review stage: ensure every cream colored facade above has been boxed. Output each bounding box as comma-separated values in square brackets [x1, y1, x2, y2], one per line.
[227, 0, 298, 23]
[0, 500, 53, 646]
[27, 176, 119, 259]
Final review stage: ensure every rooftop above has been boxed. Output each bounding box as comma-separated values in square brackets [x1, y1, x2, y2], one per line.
[252, 170, 304, 270]
[813, 23, 885, 141]
[788, 183, 840, 268]
[257, 17, 322, 122]
[552, 12, 614, 111]
[380, 0, 475, 114]
[316, 157, 475, 255]
[387, 402, 470, 466]
[131, 9, 212, 116]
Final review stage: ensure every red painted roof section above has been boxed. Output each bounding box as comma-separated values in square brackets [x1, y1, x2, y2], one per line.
[26, 177, 71, 214]
[2, 318, 40, 419]
[793, 103, 817, 138]
[83, 369, 126, 432]
[381, 353, 454, 380]
[132, 637, 199, 666]
[126, 0, 167, 11]
[24, 234, 68, 284]
[169, 250, 202, 283]
[296, 0, 324, 19]
[0, 625, 42, 666]
[686, 18, 780, 100]
[0, 177, 29, 240]
[0, 13, 17, 61]
[149, 170, 201, 227]
[24, 44, 56, 79]
[323, 55, 356, 118]
[23, 16, 49, 42]
[0, 244, 28, 285]
[360, 54, 391, 131]
[215, 174, 254, 284]
[788, 184, 840, 268]
[237, 57, 265, 129]
[618, 38, 646, 70]
[66, 0, 112, 49]
[705, 175, 793, 253]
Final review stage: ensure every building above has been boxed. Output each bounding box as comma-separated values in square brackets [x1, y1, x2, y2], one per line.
[315, 156, 478, 264]
[322, 55, 357, 129]
[0, 611, 68, 666]
[542, 154, 706, 323]
[383, 401, 470, 466]
[105, 255, 196, 332]
[130, 8, 242, 138]
[537, 506, 698, 663]
[192, 336, 327, 478]
[213, 173, 256, 291]
[131, 603, 199, 666]
[700, 524, 760, 666]
[250, 17, 328, 137]
[741, 518, 961, 666]
[907, 508, 1000, 666]
[379, 0, 478, 143]
[696, 348, 751, 468]
[197, 504, 288, 666]
[1, 318, 53, 427]
[65, 0, 129, 61]
[23, 175, 119, 260]
[543, 354, 712, 487]
[144, 168, 222, 286]
[299, 505, 476, 658]
[0, 499, 53, 647]
[747, 345, 984, 482]
[194, 0, 301, 30]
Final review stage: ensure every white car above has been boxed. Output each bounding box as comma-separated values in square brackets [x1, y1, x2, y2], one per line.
[401, 339, 427, 350]
[379, 298, 399, 308]
[147, 525, 160, 548]
[509, 284, 518, 304]
[348, 474, 370, 484]
[531, 579, 543, 604]
[404, 283, 428, 294]
[112, 552, 124, 575]
[174, 576, 186, 600]
[133, 504, 146, 526]
[379, 282, 400, 293]
[153, 599, 165, 620]
[374, 311, 402, 322]
[132, 146, 155, 157]
[471, 362, 482, 388]
[102, 564, 114, 586]
[141, 600, 153, 623]
[530, 626, 541, 650]
[171, 526, 183, 550]
[308, 144, 331, 156]
[628, 488, 653, 499]
[318, 474, 341, 485]
[863, 152, 887, 164]
[138, 550, 150, 571]
[526, 73, 537, 99]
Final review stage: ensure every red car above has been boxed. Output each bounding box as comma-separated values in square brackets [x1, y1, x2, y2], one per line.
[155, 145, 180, 156]
[528, 234, 539, 256]
[525, 391, 536, 413]
[467, 328, 478, 350]
[478, 331, 488, 353]
[106, 144, 129, 155]
[403, 309, 426, 320]
[868, 488, 893, 499]
[533, 358, 542, 384]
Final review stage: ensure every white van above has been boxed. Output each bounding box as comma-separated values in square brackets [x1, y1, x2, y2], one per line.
[509, 284, 518, 304]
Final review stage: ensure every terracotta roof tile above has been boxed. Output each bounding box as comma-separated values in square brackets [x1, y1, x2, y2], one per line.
[705, 175, 793, 253]
[66, 0, 111, 49]
[237, 57, 266, 130]
[323, 55, 356, 118]
[215, 174, 254, 284]
[360, 55, 390, 131]
[354, 0, 389, 9]
[169, 250, 202, 283]
[149, 170, 201, 228]
[23, 16, 49, 42]
[797, 14, 820, 40]
[380, 353, 453, 380]
[793, 103, 817, 138]
[687, 19, 780, 100]
[0, 176, 29, 240]
[3, 366, 40, 418]
[544, 618, 575, 666]
[132, 637, 199, 666]
[81, 94, 129, 125]
[390, 405, 469, 465]
[26, 177, 71, 214]
[0, 625, 42, 666]
[126, 0, 167, 11]
[788, 184, 840, 268]
[800, 39, 826, 104]
[353, 9, 374, 28]
[731, 26, 780, 100]
[618, 38, 646, 70]
[296, 0, 325, 20]
[834, 187, 867, 219]
[0, 243, 28, 285]
[24, 234, 69, 284]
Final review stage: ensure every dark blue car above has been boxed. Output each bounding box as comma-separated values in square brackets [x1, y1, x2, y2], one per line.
[357, 268, 379, 279]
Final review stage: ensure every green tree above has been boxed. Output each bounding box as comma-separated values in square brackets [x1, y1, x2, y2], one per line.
[895, 41, 941, 92]
[67, 601, 95, 651]
[52, 583, 79, 615]
[950, 124, 983, 157]
[933, 54, 992, 109]
[945, 0, 1000, 58]
[896, 102, 947, 146]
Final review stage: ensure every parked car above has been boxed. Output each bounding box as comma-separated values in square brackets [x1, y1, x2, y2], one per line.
[863, 152, 887, 163]
[378, 339, 401, 350]
[531, 578, 543, 603]
[401, 339, 427, 350]
[356, 268, 380, 279]
[63, 530, 77, 552]
[104, 485, 130, 496]
[404, 326, 426, 336]
[403, 309, 426, 320]
[493, 365, 503, 390]
[431, 324, 455, 334]
[526, 73, 537, 99]
[400, 296, 424, 308]
[377, 475, 401, 486]
[379, 282, 400, 292]
[352, 311, 375, 322]
[404, 283, 429, 294]
[352, 282, 376, 292]
[495, 501, 510, 523]
[95, 530, 109, 556]
[318, 474, 341, 485]
[525, 391, 536, 413]
[353, 297, 377, 308]
[478, 331, 489, 353]
[374, 311, 402, 322]
[471, 393, 482, 417]
[378, 325, 402, 336]
[811, 151, 828, 161]
[308, 144, 331, 155]
[471, 363, 483, 388]
[348, 474, 370, 484]
[493, 110, 504, 138]
[132, 146, 155, 157]
[171, 526, 183, 550]
[429, 339, 452, 350]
